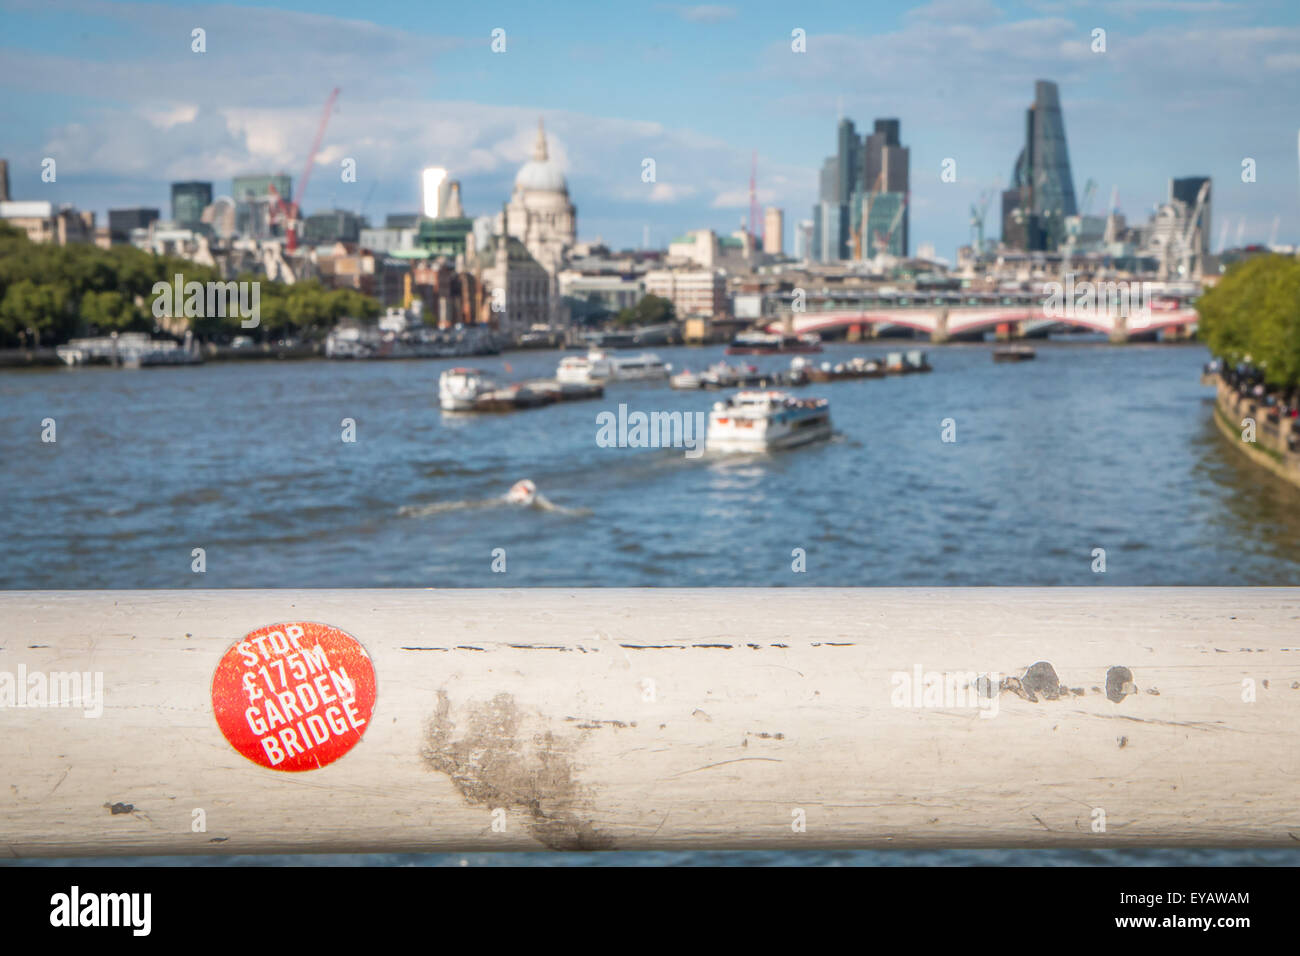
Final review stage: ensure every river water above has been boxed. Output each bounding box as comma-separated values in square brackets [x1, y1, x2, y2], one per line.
[3, 340, 1299, 864]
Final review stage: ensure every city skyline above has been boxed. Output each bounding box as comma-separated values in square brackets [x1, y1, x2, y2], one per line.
[1, 0, 1298, 258]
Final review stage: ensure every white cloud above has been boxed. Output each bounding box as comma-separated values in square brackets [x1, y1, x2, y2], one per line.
[674, 5, 738, 23]
[142, 104, 199, 129]
[648, 183, 699, 203]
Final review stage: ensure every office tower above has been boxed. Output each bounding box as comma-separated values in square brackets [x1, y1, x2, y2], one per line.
[107, 208, 159, 244]
[864, 192, 905, 258]
[816, 201, 847, 264]
[303, 209, 364, 245]
[815, 154, 845, 260]
[171, 181, 213, 230]
[232, 173, 293, 238]
[836, 119, 860, 204]
[793, 219, 813, 261]
[422, 167, 450, 218]
[861, 119, 909, 257]
[862, 119, 899, 193]
[819, 157, 839, 204]
[1171, 176, 1212, 256]
[763, 207, 784, 255]
[1002, 80, 1077, 252]
[0, 159, 9, 202]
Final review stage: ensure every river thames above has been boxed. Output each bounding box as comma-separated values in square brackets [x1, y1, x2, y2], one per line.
[5, 341, 1300, 589]
[3, 340, 1299, 865]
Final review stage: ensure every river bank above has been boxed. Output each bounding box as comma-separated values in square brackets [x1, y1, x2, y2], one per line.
[1206, 374, 1300, 490]
[0, 342, 323, 368]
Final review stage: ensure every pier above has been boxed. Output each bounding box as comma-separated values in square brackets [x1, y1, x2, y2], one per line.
[3, 588, 1297, 857]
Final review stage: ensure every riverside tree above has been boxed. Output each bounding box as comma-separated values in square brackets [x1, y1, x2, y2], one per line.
[1198, 254, 1300, 391]
[0, 223, 381, 347]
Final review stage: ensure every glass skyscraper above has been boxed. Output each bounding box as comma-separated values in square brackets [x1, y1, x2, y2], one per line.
[1002, 80, 1077, 252]
[811, 116, 909, 261]
[170, 181, 212, 231]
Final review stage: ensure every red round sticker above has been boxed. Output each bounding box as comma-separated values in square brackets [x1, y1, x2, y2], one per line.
[212, 622, 377, 772]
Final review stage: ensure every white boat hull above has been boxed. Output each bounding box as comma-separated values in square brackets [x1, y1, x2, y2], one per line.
[706, 417, 832, 453]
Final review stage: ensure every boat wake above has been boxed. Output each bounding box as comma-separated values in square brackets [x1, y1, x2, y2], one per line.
[398, 479, 591, 520]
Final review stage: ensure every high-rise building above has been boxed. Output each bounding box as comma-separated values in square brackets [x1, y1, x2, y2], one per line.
[303, 209, 365, 245]
[1171, 176, 1212, 257]
[171, 181, 212, 230]
[0, 160, 9, 202]
[421, 167, 450, 218]
[860, 118, 909, 258]
[810, 119, 866, 262]
[232, 173, 292, 203]
[863, 192, 906, 258]
[816, 201, 847, 264]
[862, 120, 898, 190]
[793, 219, 813, 261]
[836, 119, 860, 205]
[818, 157, 839, 204]
[232, 173, 292, 238]
[815, 154, 846, 260]
[1001, 80, 1077, 252]
[763, 207, 784, 255]
[107, 208, 159, 244]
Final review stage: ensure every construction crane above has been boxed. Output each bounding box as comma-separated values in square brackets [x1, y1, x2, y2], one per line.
[748, 150, 760, 248]
[1080, 178, 1098, 217]
[269, 87, 341, 253]
[969, 188, 992, 255]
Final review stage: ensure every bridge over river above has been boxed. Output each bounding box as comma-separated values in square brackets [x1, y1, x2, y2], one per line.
[760, 293, 1199, 342]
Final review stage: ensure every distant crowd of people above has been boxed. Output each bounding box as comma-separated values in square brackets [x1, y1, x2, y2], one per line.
[1207, 358, 1300, 452]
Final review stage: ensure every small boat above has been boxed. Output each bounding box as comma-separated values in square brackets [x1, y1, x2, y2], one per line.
[793, 355, 885, 383]
[993, 345, 1036, 363]
[522, 379, 604, 402]
[884, 350, 932, 374]
[612, 352, 670, 381]
[438, 367, 496, 411]
[556, 349, 668, 384]
[705, 390, 832, 453]
[726, 331, 822, 355]
[471, 384, 556, 412]
[670, 369, 704, 390]
[847, 356, 886, 378]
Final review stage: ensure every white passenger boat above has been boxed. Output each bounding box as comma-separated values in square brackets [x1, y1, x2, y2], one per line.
[705, 390, 832, 453]
[556, 349, 668, 384]
[438, 367, 496, 410]
[669, 368, 704, 390]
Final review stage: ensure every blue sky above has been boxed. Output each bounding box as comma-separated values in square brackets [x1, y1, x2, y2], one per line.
[1, 0, 1297, 258]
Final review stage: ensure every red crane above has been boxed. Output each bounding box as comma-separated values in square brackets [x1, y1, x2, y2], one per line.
[269, 87, 341, 252]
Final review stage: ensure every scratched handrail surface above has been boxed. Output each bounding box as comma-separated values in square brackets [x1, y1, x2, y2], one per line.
[2, 588, 1298, 856]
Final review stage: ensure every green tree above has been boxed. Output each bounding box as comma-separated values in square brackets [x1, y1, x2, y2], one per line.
[80, 290, 140, 332]
[612, 293, 675, 328]
[0, 279, 74, 345]
[1199, 255, 1300, 389]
